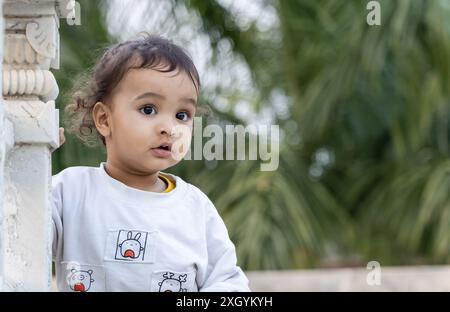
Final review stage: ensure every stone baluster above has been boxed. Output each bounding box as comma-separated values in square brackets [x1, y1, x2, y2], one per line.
[1, 0, 73, 291]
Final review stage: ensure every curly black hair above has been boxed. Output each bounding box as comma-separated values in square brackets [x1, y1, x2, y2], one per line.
[65, 33, 201, 147]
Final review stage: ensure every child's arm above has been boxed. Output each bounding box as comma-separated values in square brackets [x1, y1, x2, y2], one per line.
[51, 128, 65, 259]
[51, 172, 64, 260]
[198, 200, 251, 292]
[58, 127, 65, 146]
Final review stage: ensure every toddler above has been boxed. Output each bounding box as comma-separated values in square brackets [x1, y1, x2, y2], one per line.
[52, 34, 250, 292]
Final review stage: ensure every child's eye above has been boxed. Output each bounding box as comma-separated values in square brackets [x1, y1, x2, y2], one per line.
[176, 112, 190, 121]
[139, 105, 156, 115]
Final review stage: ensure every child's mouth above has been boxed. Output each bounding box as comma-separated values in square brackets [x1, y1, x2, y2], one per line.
[151, 143, 173, 158]
[158, 145, 170, 151]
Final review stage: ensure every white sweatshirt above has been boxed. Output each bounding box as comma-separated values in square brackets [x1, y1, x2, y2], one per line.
[51, 162, 250, 292]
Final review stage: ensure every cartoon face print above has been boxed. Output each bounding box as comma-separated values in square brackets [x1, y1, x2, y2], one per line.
[113, 230, 150, 262]
[68, 269, 94, 292]
[158, 272, 188, 292]
[118, 231, 144, 259]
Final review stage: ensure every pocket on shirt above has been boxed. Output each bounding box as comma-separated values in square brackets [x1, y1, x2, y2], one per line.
[103, 229, 158, 264]
[150, 269, 198, 292]
[60, 261, 106, 292]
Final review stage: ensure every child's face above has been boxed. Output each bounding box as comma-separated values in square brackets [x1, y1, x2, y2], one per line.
[101, 67, 197, 174]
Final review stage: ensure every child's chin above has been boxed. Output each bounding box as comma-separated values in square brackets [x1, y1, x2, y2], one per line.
[149, 160, 177, 172]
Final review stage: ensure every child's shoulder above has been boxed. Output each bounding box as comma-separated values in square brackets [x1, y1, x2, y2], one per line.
[165, 173, 214, 207]
[52, 165, 98, 185]
[53, 165, 97, 176]
[177, 177, 226, 222]
[184, 181, 211, 202]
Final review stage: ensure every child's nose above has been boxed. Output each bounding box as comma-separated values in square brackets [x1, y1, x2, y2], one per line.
[156, 118, 175, 137]
[160, 127, 170, 136]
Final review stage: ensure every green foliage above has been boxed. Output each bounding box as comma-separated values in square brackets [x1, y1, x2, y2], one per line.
[53, 0, 450, 270]
[52, 0, 111, 173]
[275, 0, 450, 265]
[185, 0, 450, 267]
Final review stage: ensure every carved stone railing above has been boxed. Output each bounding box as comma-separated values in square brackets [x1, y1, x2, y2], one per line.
[0, 0, 72, 291]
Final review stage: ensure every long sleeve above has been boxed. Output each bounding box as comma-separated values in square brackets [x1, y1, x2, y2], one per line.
[51, 173, 64, 260]
[198, 200, 250, 292]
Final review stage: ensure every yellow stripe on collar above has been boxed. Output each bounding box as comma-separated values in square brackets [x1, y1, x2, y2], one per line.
[159, 173, 176, 193]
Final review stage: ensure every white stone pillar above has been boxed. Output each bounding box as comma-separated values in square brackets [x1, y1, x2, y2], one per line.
[0, 0, 6, 292]
[1, 0, 72, 291]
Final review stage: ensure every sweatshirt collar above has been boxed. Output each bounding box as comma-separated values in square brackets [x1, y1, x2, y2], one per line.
[98, 162, 185, 205]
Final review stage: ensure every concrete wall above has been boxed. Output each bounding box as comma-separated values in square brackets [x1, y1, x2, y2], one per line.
[246, 266, 450, 291]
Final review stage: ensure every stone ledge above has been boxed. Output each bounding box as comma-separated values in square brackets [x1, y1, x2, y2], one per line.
[3, 100, 59, 148]
[246, 265, 450, 291]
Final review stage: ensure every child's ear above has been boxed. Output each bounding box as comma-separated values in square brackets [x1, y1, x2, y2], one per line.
[92, 102, 111, 137]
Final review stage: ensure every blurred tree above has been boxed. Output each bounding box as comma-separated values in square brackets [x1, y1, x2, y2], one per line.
[182, 0, 450, 266]
[53, 0, 450, 270]
[274, 0, 450, 265]
[52, 0, 111, 173]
